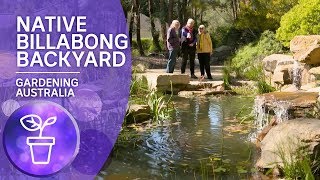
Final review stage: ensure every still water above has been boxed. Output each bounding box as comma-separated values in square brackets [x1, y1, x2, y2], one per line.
[101, 96, 256, 179]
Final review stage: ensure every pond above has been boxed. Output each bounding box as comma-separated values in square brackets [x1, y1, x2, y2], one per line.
[100, 96, 257, 179]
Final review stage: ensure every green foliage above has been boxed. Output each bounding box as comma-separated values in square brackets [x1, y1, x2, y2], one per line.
[212, 26, 240, 47]
[256, 79, 275, 94]
[277, 141, 319, 180]
[230, 30, 283, 80]
[222, 63, 231, 90]
[129, 74, 174, 123]
[146, 89, 174, 122]
[276, 0, 320, 47]
[132, 38, 165, 55]
[236, 0, 298, 32]
[129, 75, 149, 104]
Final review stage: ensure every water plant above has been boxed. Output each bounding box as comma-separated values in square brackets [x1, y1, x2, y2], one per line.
[275, 139, 320, 179]
[222, 63, 231, 90]
[146, 88, 174, 122]
[256, 79, 275, 94]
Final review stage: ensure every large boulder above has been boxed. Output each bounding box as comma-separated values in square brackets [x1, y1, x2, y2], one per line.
[290, 35, 320, 53]
[258, 92, 319, 117]
[294, 45, 320, 65]
[272, 59, 295, 85]
[126, 104, 151, 124]
[290, 35, 320, 65]
[139, 70, 190, 94]
[257, 119, 320, 169]
[309, 67, 320, 81]
[309, 67, 320, 76]
[212, 46, 233, 63]
[263, 54, 294, 73]
[271, 59, 314, 87]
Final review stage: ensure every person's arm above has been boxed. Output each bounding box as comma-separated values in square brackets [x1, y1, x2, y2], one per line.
[181, 27, 188, 38]
[192, 31, 197, 44]
[167, 28, 174, 44]
[207, 34, 213, 54]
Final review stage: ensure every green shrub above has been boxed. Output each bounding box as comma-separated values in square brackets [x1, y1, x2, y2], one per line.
[231, 30, 284, 80]
[132, 38, 165, 55]
[236, 0, 298, 32]
[276, 0, 320, 47]
[222, 63, 231, 90]
[146, 89, 174, 122]
[256, 79, 275, 94]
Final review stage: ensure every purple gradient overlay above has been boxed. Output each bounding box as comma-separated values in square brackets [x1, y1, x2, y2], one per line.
[0, 0, 131, 179]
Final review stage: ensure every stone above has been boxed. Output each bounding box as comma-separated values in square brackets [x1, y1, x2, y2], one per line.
[271, 59, 314, 86]
[309, 66, 320, 76]
[256, 119, 320, 169]
[256, 118, 277, 148]
[138, 70, 190, 94]
[263, 54, 293, 73]
[126, 104, 151, 124]
[294, 44, 320, 65]
[290, 35, 320, 53]
[132, 63, 147, 73]
[280, 84, 298, 92]
[212, 46, 233, 63]
[259, 92, 319, 118]
[156, 74, 190, 93]
[260, 92, 319, 109]
[185, 81, 224, 91]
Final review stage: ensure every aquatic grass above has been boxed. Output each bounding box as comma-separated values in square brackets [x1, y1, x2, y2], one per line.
[256, 79, 275, 94]
[130, 74, 149, 100]
[222, 63, 232, 90]
[146, 81, 175, 122]
[146, 89, 174, 122]
[275, 139, 319, 179]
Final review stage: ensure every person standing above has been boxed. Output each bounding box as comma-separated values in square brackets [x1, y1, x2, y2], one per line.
[166, 20, 180, 73]
[196, 25, 213, 79]
[181, 18, 197, 79]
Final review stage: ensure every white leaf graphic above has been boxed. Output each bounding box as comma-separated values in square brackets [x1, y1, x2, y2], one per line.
[43, 116, 57, 128]
[20, 114, 42, 132]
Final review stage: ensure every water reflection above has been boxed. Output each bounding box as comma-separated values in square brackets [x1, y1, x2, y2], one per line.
[103, 96, 255, 179]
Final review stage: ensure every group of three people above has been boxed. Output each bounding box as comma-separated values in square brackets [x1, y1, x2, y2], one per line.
[166, 18, 213, 80]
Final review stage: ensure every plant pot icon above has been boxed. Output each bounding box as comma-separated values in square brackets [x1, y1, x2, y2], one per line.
[27, 137, 55, 165]
[20, 114, 57, 165]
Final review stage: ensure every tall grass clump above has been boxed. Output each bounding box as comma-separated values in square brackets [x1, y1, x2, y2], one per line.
[146, 85, 174, 122]
[129, 73, 174, 122]
[275, 140, 320, 179]
[223, 62, 232, 90]
[130, 74, 149, 104]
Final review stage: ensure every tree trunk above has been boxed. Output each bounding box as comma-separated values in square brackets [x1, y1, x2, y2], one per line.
[159, 0, 167, 50]
[231, 0, 238, 20]
[182, 0, 188, 23]
[168, 0, 174, 23]
[129, 5, 134, 45]
[148, 0, 162, 52]
[177, 0, 183, 23]
[134, 0, 145, 56]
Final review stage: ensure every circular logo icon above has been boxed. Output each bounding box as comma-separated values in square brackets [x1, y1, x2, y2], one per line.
[3, 101, 80, 177]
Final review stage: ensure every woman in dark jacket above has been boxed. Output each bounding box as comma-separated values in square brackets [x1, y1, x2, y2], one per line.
[166, 20, 180, 73]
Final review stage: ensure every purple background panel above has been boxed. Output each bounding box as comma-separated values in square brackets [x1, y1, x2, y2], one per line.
[3, 101, 80, 177]
[0, 0, 131, 179]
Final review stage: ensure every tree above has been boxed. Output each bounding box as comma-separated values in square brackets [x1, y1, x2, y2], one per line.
[276, 0, 320, 47]
[133, 0, 145, 56]
[236, 0, 298, 32]
[159, 0, 167, 50]
[148, 0, 162, 52]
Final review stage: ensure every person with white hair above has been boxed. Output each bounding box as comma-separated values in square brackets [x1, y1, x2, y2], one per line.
[180, 18, 197, 79]
[166, 20, 180, 73]
[196, 24, 213, 79]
